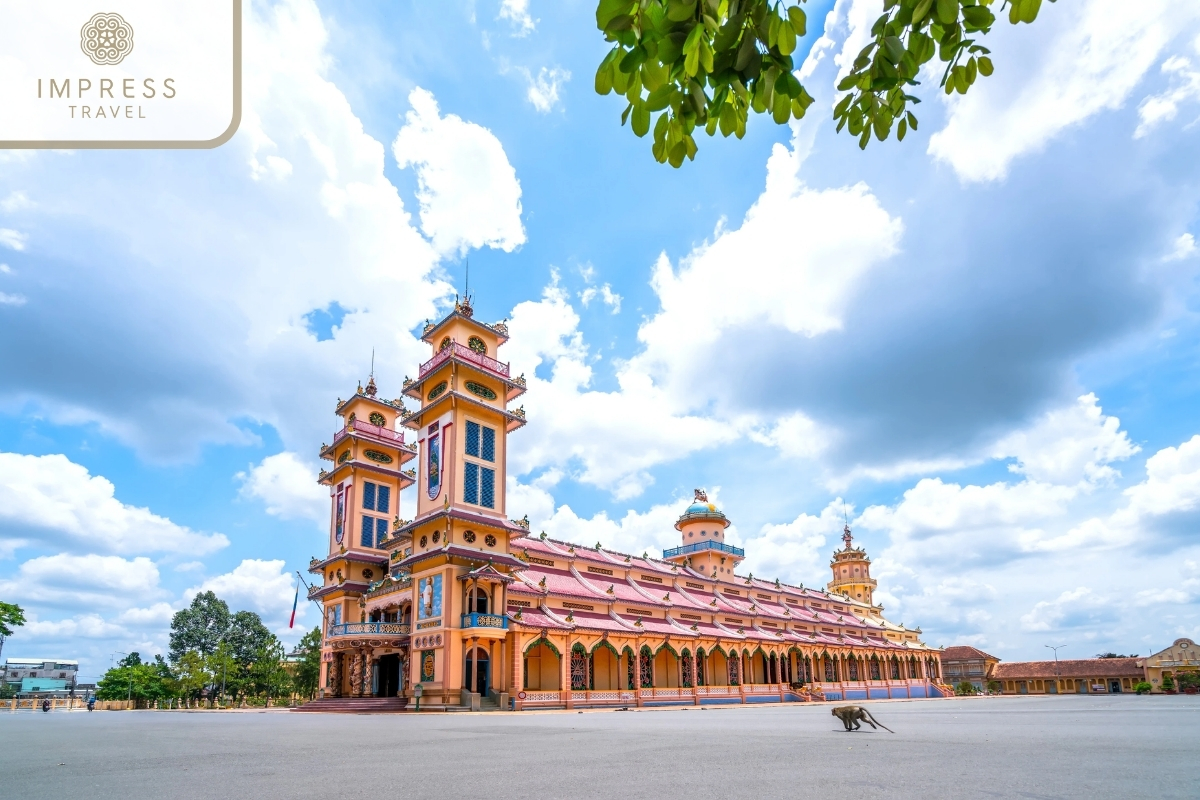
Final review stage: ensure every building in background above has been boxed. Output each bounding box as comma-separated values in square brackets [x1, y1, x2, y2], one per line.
[993, 657, 1142, 695]
[304, 300, 947, 712]
[1138, 638, 1198, 693]
[940, 646, 999, 692]
[2, 658, 79, 696]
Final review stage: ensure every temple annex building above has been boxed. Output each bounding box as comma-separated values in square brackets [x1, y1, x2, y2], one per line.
[305, 301, 949, 711]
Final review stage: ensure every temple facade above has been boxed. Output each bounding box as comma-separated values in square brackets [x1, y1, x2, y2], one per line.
[309, 302, 948, 710]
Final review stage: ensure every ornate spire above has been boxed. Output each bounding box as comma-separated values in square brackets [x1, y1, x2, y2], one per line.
[842, 523, 854, 550]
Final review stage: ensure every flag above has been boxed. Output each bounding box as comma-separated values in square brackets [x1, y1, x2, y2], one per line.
[289, 572, 300, 628]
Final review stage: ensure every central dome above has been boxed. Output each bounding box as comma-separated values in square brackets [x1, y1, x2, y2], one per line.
[674, 489, 731, 531]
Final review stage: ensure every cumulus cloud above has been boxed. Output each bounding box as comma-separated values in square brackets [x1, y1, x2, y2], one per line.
[1135, 41, 1200, 138]
[0, 554, 162, 608]
[1122, 434, 1200, 519]
[0, 228, 27, 250]
[993, 393, 1139, 485]
[392, 87, 525, 256]
[0, 453, 229, 555]
[929, 0, 1200, 181]
[1020, 587, 1114, 632]
[188, 559, 303, 629]
[238, 451, 328, 526]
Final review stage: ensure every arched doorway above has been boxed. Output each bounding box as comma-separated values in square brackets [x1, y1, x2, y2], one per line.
[654, 646, 680, 688]
[711, 649, 728, 686]
[467, 586, 489, 614]
[523, 640, 560, 690]
[464, 647, 489, 694]
[377, 653, 402, 697]
[592, 644, 620, 690]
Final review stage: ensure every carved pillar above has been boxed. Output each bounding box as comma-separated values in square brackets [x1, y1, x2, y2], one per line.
[328, 652, 343, 698]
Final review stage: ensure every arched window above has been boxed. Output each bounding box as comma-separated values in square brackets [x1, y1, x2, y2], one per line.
[625, 648, 635, 690]
[639, 647, 654, 688]
[891, 658, 901, 680]
[848, 657, 860, 681]
[870, 656, 881, 681]
[824, 655, 835, 683]
[696, 649, 706, 686]
[570, 644, 588, 691]
[682, 649, 694, 688]
[728, 651, 740, 685]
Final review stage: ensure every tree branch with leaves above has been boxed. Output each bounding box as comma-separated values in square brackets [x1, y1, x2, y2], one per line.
[595, 0, 1052, 165]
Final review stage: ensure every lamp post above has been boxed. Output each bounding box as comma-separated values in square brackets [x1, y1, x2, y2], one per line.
[1046, 644, 1066, 693]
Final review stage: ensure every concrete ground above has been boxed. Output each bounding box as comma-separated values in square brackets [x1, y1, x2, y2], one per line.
[1, 695, 1196, 799]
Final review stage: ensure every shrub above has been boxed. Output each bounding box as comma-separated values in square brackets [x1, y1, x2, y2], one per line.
[1161, 675, 1175, 691]
[1134, 682, 1152, 695]
[1175, 672, 1200, 691]
[956, 681, 978, 696]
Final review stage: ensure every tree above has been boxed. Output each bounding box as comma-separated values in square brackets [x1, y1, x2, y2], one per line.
[1096, 652, 1134, 658]
[955, 680, 978, 695]
[0, 600, 26, 636]
[1176, 672, 1200, 691]
[293, 627, 323, 700]
[96, 653, 175, 706]
[250, 640, 291, 706]
[594, 0, 1053, 165]
[169, 591, 230, 661]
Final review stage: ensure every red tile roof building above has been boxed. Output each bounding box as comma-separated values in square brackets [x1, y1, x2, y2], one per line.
[993, 658, 1143, 695]
[310, 303, 948, 711]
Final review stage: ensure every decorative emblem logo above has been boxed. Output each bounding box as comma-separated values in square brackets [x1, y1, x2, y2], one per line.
[80, 13, 134, 66]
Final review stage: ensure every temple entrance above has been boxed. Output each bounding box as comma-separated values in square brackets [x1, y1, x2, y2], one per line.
[1109, 680, 1121, 693]
[465, 648, 490, 695]
[377, 654, 401, 697]
[524, 641, 560, 690]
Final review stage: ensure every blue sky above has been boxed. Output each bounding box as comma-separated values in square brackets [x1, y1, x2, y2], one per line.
[2, 0, 1200, 681]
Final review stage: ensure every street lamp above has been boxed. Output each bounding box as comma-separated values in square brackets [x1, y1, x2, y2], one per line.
[1046, 644, 1066, 693]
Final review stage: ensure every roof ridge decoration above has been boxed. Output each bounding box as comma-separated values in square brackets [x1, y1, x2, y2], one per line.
[569, 564, 611, 598]
[608, 608, 639, 631]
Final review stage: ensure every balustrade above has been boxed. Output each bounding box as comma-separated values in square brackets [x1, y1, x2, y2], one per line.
[327, 622, 411, 637]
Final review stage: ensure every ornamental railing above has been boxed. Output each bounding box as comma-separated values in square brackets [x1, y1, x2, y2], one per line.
[461, 612, 508, 630]
[331, 420, 411, 448]
[327, 622, 411, 637]
[662, 540, 745, 559]
[419, 342, 511, 380]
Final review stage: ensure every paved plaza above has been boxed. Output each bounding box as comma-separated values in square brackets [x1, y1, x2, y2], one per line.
[1, 696, 1196, 799]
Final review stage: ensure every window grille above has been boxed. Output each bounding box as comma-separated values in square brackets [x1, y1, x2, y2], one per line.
[464, 463, 479, 504]
[481, 426, 495, 461]
[480, 467, 495, 508]
[466, 421, 480, 457]
[362, 481, 376, 510]
[824, 657, 835, 682]
[640, 650, 653, 688]
[627, 653, 635, 690]
[870, 657, 881, 681]
[361, 516, 373, 548]
[571, 647, 587, 691]
[682, 653, 694, 688]
[376, 484, 390, 513]
[891, 659, 901, 680]
[728, 653, 740, 685]
[696, 652, 705, 686]
[376, 517, 389, 547]
[849, 658, 860, 681]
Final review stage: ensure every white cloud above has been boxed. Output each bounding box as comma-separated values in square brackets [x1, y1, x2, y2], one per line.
[523, 66, 570, 113]
[1122, 434, 1200, 518]
[1165, 232, 1197, 261]
[0, 453, 229, 555]
[117, 602, 177, 626]
[392, 87, 525, 256]
[238, 451, 328, 525]
[579, 283, 621, 314]
[498, 0, 536, 34]
[930, 0, 1200, 181]
[0, 228, 27, 250]
[1135, 47, 1200, 138]
[189, 559, 303, 629]
[0, 292, 26, 306]
[0, 554, 162, 607]
[739, 501, 837, 587]
[1, 191, 33, 212]
[993, 393, 1139, 485]
[16, 613, 128, 640]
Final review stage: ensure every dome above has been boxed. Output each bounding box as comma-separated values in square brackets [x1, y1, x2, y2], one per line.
[686, 501, 718, 514]
[674, 490, 731, 530]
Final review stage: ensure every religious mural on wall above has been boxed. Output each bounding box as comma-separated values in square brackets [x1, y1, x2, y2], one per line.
[426, 422, 441, 500]
[418, 574, 442, 620]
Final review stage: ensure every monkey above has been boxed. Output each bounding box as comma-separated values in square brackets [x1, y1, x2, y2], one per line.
[832, 705, 894, 733]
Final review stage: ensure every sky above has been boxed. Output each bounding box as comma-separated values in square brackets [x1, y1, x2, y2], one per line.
[2, 0, 1199, 682]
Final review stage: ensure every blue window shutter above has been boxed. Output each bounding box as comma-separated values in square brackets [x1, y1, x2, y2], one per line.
[360, 515, 373, 548]
[376, 484, 390, 513]
[466, 421, 480, 457]
[481, 467, 495, 508]
[464, 463, 479, 504]
[482, 426, 495, 462]
[362, 482, 376, 510]
[376, 517, 389, 547]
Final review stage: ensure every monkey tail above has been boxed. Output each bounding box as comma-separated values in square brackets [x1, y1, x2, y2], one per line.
[863, 709, 895, 733]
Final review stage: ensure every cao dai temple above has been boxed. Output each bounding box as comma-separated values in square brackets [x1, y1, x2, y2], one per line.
[306, 301, 950, 711]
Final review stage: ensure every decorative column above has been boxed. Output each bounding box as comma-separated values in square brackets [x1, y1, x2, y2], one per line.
[633, 639, 644, 708]
[564, 635, 574, 709]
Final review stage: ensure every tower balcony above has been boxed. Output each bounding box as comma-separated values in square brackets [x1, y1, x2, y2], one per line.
[419, 341, 511, 381]
[328, 419, 415, 451]
[662, 540, 745, 560]
[327, 622, 411, 638]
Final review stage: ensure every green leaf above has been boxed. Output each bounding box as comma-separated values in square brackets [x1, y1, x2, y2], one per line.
[966, 56, 978, 85]
[620, 45, 648, 73]
[897, 116, 908, 141]
[632, 102, 651, 137]
[595, 62, 614, 95]
[685, 45, 701, 76]
[642, 58, 668, 91]
[683, 23, 705, 56]
[787, 6, 807, 37]
[936, 0, 957, 26]
[772, 90, 790, 124]
[906, 110, 918, 130]
[719, 103, 736, 136]
[646, 85, 675, 111]
[978, 56, 994, 77]
[700, 39, 714, 73]
[596, 0, 634, 30]
[620, 102, 633, 125]
[735, 33, 758, 72]
[882, 35, 905, 64]
[833, 93, 853, 117]
[961, 6, 993, 29]
[913, 0, 934, 23]
[777, 19, 797, 56]
[667, 0, 698, 23]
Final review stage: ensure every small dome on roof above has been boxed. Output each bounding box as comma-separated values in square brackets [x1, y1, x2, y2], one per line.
[674, 489, 730, 530]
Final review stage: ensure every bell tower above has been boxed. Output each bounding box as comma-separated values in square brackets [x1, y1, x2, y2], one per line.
[827, 524, 877, 606]
[384, 296, 528, 708]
